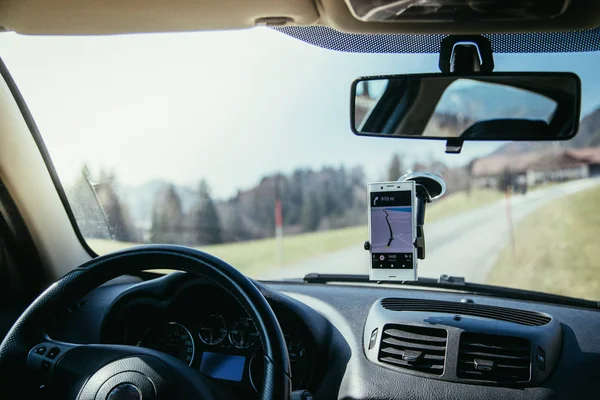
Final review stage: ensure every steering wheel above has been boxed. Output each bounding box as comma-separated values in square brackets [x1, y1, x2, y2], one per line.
[0, 245, 292, 399]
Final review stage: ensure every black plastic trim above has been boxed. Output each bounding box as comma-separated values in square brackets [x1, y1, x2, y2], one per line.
[0, 57, 98, 258]
[381, 298, 552, 326]
[301, 274, 600, 310]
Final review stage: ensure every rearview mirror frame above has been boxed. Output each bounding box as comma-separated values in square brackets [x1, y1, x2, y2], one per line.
[350, 72, 581, 142]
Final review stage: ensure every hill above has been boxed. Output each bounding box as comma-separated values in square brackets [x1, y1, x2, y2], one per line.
[436, 83, 555, 122]
[570, 108, 600, 148]
[491, 107, 600, 155]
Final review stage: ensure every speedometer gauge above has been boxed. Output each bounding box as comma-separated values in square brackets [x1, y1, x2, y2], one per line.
[229, 318, 259, 349]
[137, 322, 195, 366]
[198, 314, 228, 345]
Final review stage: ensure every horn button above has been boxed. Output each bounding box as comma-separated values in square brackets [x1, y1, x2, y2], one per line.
[77, 356, 169, 400]
[106, 383, 143, 400]
[100, 373, 153, 399]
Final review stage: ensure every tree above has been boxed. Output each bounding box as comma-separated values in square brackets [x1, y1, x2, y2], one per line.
[245, 176, 277, 237]
[464, 159, 477, 196]
[321, 166, 351, 216]
[94, 170, 137, 242]
[387, 153, 404, 181]
[498, 167, 513, 193]
[349, 166, 365, 186]
[301, 191, 323, 232]
[188, 180, 222, 245]
[66, 165, 112, 239]
[218, 199, 249, 243]
[150, 184, 183, 244]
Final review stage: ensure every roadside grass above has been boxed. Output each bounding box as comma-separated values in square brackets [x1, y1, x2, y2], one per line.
[88, 225, 367, 276]
[425, 188, 503, 223]
[486, 185, 600, 300]
[87, 188, 503, 276]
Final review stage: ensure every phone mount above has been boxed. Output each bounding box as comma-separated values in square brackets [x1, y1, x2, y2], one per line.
[364, 172, 446, 260]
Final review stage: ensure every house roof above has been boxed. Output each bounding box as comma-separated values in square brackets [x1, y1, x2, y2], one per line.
[566, 147, 600, 165]
[471, 147, 600, 176]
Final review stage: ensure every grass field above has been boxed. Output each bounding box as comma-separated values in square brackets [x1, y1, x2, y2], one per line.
[425, 188, 502, 222]
[486, 185, 600, 300]
[88, 188, 503, 276]
[89, 225, 367, 276]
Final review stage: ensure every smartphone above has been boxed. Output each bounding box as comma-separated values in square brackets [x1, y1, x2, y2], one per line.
[367, 181, 417, 281]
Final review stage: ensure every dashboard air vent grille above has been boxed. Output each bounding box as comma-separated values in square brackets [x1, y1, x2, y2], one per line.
[381, 298, 551, 326]
[378, 324, 447, 375]
[458, 332, 531, 383]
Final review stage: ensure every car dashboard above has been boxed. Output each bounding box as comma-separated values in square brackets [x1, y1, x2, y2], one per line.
[48, 271, 600, 399]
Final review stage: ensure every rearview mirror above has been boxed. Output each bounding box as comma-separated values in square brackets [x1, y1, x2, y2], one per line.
[351, 73, 580, 142]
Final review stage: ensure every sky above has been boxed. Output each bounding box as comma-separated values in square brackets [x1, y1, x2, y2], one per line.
[1, 28, 600, 199]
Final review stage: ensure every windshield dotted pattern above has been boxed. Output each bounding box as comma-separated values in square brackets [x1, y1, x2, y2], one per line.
[274, 25, 600, 54]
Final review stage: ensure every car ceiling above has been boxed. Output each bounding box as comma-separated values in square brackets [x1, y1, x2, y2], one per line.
[1, 0, 600, 35]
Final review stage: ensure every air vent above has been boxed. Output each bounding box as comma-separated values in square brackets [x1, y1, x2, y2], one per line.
[378, 324, 447, 375]
[458, 332, 531, 383]
[381, 298, 551, 326]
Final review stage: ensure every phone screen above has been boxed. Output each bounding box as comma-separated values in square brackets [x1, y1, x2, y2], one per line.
[369, 190, 414, 270]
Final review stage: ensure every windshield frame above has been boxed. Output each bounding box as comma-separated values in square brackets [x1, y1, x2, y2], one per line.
[0, 57, 99, 258]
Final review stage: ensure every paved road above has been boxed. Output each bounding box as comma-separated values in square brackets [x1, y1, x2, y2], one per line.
[259, 178, 600, 282]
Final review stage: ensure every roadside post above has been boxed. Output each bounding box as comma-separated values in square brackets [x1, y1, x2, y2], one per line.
[503, 169, 517, 260]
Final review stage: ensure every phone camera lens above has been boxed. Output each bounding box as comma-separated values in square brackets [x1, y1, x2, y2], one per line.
[380, 186, 383, 189]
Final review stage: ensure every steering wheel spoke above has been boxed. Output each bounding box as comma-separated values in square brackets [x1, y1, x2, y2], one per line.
[27, 339, 78, 377]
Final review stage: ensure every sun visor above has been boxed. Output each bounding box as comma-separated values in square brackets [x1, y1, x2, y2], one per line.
[0, 0, 319, 35]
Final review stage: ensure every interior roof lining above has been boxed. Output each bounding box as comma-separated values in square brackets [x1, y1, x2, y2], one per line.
[274, 25, 600, 54]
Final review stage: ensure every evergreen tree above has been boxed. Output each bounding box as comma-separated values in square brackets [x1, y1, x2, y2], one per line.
[95, 170, 136, 242]
[387, 153, 404, 181]
[66, 165, 112, 239]
[301, 191, 323, 232]
[188, 180, 222, 245]
[150, 184, 183, 243]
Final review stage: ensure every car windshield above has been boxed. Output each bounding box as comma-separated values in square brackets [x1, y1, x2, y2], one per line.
[1, 29, 599, 300]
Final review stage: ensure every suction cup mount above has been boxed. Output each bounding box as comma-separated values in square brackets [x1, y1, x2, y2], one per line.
[400, 172, 446, 259]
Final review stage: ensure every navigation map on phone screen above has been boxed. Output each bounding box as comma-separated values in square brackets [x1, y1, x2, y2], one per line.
[370, 191, 414, 270]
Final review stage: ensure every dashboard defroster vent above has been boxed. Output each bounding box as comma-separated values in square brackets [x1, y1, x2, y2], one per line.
[458, 332, 531, 383]
[378, 324, 447, 375]
[381, 298, 551, 326]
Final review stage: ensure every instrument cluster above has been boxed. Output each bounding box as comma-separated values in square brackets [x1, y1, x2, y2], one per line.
[126, 287, 312, 393]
